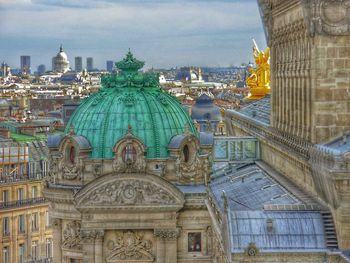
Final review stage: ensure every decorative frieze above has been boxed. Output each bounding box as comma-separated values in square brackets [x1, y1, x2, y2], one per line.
[154, 228, 180, 241]
[87, 180, 177, 205]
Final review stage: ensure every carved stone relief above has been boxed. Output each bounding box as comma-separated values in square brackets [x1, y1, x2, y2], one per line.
[62, 221, 82, 250]
[105, 230, 154, 262]
[175, 155, 209, 183]
[86, 180, 177, 206]
[308, 0, 350, 35]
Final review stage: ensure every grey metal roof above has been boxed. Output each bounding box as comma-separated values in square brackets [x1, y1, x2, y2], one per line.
[209, 162, 331, 252]
[168, 134, 186, 149]
[230, 210, 327, 251]
[210, 164, 299, 210]
[199, 132, 214, 146]
[72, 135, 91, 150]
[47, 134, 63, 148]
[323, 133, 350, 154]
[238, 96, 271, 125]
[177, 185, 206, 194]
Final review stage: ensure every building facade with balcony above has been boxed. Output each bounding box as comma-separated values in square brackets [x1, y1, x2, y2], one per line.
[0, 139, 52, 263]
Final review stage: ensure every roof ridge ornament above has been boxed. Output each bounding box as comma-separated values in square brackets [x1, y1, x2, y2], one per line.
[115, 51, 145, 72]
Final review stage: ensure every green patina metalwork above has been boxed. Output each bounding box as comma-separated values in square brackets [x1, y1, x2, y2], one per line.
[65, 51, 197, 159]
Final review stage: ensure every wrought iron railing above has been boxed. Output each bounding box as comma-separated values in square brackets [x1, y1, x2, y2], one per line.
[0, 197, 46, 209]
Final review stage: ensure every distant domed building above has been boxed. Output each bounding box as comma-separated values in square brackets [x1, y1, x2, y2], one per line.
[52, 45, 70, 73]
[191, 93, 226, 135]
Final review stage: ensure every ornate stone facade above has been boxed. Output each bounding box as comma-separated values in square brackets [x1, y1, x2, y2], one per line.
[44, 52, 216, 263]
[259, 0, 350, 144]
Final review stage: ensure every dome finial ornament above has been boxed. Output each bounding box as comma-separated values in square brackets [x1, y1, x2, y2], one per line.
[115, 51, 145, 72]
[60, 44, 63, 52]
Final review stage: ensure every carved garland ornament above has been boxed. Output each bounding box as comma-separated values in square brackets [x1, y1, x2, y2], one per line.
[154, 228, 180, 241]
[87, 180, 177, 206]
[105, 230, 154, 262]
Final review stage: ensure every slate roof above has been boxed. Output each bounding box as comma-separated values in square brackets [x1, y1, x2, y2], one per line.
[237, 96, 271, 125]
[210, 164, 299, 210]
[230, 210, 326, 251]
[210, 162, 329, 252]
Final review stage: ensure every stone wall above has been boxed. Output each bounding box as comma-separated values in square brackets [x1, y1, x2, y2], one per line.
[312, 35, 350, 143]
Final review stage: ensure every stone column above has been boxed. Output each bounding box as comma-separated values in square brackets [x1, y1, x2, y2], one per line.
[51, 219, 62, 263]
[94, 230, 104, 263]
[81, 230, 96, 263]
[154, 228, 180, 263]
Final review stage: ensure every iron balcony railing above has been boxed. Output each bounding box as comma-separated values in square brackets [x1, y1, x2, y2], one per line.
[0, 197, 47, 209]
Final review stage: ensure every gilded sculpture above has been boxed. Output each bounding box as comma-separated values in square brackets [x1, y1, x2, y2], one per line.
[245, 40, 271, 100]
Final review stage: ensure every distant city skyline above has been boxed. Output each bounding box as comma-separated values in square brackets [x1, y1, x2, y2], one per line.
[0, 0, 266, 70]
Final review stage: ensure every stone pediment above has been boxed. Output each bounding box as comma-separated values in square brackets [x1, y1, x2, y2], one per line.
[74, 173, 184, 211]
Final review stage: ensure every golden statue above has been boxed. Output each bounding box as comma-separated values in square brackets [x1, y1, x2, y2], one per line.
[245, 40, 271, 100]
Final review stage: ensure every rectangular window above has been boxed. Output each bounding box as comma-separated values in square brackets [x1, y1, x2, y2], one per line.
[46, 238, 52, 258]
[188, 232, 202, 252]
[31, 240, 38, 260]
[18, 244, 25, 263]
[3, 246, 10, 263]
[2, 190, 9, 203]
[244, 141, 256, 159]
[17, 188, 24, 201]
[235, 141, 243, 160]
[214, 140, 228, 160]
[18, 215, 25, 233]
[31, 213, 38, 231]
[31, 186, 38, 198]
[3, 217, 10, 236]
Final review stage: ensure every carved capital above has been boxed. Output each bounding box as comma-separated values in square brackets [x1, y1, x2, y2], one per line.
[81, 229, 99, 243]
[52, 218, 61, 229]
[154, 228, 180, 241]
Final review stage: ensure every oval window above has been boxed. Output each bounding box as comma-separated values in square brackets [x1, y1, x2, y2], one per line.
[69, 146, 75, 164]
[183, 145, 190, 163]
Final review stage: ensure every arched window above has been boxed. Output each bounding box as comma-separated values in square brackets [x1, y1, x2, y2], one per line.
[122, 144, 137, 165]
[183, 145, 190, 163]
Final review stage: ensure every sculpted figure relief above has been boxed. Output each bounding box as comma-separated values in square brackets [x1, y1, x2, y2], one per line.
[105, 230, 154, 262]
[62, 221, 82, 250]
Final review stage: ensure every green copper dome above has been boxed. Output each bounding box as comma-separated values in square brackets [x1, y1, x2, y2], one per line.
[65, 52, 197, 159]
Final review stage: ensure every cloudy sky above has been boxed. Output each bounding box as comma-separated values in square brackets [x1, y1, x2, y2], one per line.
[0, 0, 266, 70]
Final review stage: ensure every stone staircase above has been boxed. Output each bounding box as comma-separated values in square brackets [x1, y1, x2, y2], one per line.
[321, 211, 339, 250]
